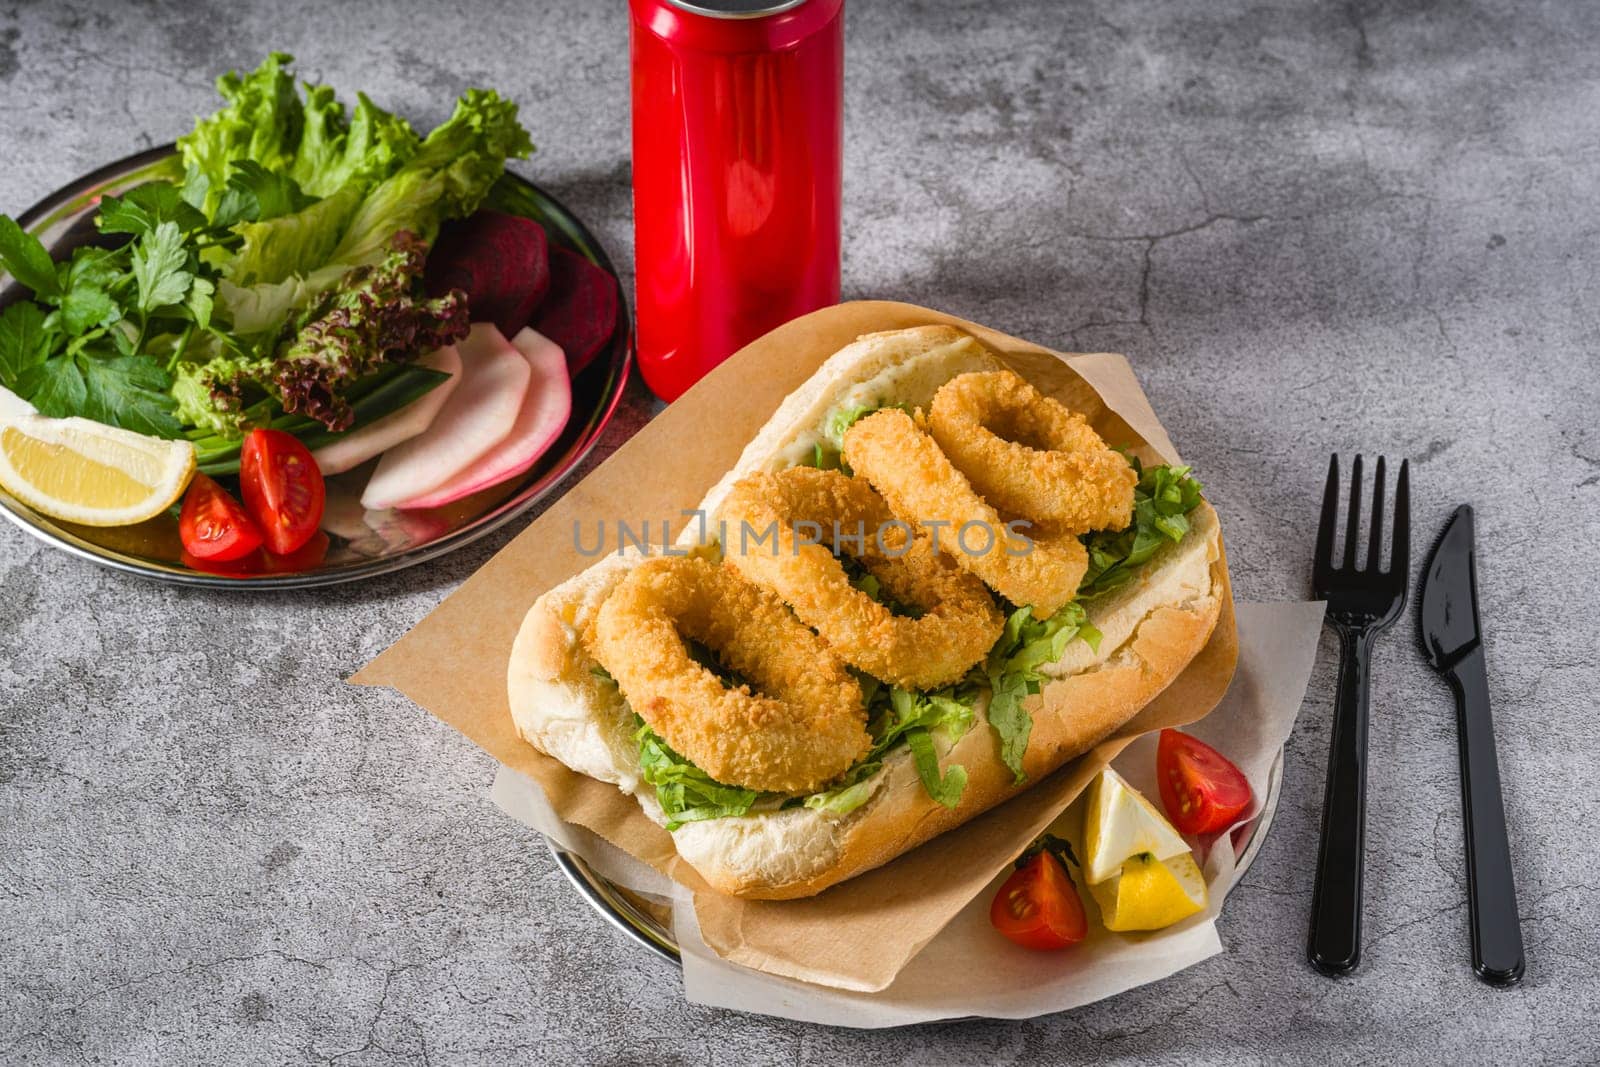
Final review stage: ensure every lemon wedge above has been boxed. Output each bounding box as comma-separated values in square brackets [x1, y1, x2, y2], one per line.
[1087, 850, 1208, 932]
[1082, 767, 1191, 885]
[0, 384, 35, 419]
[0, 415, 195, 526]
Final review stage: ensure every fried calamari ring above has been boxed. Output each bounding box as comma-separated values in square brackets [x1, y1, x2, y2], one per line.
[929, 370, 1136, 534]
[588, 556, 869, 794]
[717, 468, 1004, 690]
[843, 408, 1089, 616]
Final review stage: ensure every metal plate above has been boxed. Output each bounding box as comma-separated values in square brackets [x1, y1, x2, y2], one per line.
[551, 746, 1288, 968]
[0, 145, 633, 589]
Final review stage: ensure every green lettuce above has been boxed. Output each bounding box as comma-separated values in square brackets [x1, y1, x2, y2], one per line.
[978, 602, 1104, 784]
[1078, 460, 1204, 598]
[328, 89, 533, 267]
[177, 52, 305, 217]
[635, 718, 762, 832]
[804, 679, 977, 815]
[288, 86, 419, 198]
[222, 181, 362, 287]
[178, 53, 418, 219]
[621, 657, 979, 825]
[215, 274, 323, 336]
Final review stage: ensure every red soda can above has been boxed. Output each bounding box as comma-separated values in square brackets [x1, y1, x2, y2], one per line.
[629, 0, 845, 401]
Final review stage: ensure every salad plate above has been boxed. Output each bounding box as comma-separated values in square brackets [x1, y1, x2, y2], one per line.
[0, 146, 633, 589]
[549, 746, 1287, 967]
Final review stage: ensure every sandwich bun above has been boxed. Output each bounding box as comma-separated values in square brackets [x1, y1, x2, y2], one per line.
[508, 326, 1226, 899]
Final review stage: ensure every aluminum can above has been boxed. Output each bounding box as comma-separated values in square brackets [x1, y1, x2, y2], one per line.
[630, 0, 845, 400]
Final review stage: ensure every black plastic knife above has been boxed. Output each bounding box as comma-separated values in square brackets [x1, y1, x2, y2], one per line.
[1419, 504, 1525, 985]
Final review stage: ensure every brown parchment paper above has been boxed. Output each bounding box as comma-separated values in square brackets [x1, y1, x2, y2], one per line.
[353, 300, 1238, 992]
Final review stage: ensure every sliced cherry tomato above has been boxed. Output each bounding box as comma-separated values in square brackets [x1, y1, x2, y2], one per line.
[990, 847, 1087, 950]
[240, 429, 326, 555]
[178, 474, 264, 562]
[1157, 728, 1254, 836]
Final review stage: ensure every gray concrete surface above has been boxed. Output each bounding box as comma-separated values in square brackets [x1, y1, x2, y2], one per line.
[2, 0, 1598, 1062]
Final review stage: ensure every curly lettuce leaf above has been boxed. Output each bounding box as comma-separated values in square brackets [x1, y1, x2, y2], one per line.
[905, 727, 968, 809]
[288, 87, 419, 198]
[174, 232, 467, 433]
[819, 683, 976, 814]
[177, 52, 304, 217]
[328, 89, 533, 267]
[221, 181, 362, 288]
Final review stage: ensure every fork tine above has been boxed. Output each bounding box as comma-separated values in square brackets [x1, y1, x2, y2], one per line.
[1368, 455, 1387, 572]
[1392, 458, 1411, 575]
[1315, 454, 1339, 569]
[1344, 454, 1364, 568]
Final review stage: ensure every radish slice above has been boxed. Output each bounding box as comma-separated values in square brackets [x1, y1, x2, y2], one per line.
[360, 324, 530, 510]
[393, 328, 573, 510]
[312, 346, 463, 475]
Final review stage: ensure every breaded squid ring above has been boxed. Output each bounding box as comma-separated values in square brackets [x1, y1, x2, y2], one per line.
[588, 556, 869, 794]
[843, 408, 1089, 616]
[929, 370, 1136, 534]
[717, 468, 1004, 690]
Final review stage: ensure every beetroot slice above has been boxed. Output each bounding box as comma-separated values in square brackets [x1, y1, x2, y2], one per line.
[531, 246, 619, 377]
[424, 211, 550, 338]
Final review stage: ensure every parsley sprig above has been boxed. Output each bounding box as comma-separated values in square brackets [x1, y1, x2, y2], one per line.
[0, 171, 309, 437]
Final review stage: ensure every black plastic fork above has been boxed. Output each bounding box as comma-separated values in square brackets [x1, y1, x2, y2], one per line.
[1307, 454, 1410, 976]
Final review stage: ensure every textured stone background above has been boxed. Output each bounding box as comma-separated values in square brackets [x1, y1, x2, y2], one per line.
[2, 0, 1598, 1063]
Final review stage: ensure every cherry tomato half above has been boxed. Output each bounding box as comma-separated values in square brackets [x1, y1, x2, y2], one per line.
[990, 849, 1087, 951]
[1157, 728, 1253, 836]
[178, 474, 264, 562]
[240, 429, 326, 555]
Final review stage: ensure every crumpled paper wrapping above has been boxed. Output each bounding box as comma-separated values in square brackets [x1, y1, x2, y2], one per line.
[355, 300, 1242, 993]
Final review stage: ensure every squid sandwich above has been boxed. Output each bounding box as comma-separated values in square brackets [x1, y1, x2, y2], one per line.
[509, 326, 1226, 899]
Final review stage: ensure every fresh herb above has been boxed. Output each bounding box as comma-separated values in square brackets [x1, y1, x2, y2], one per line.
[0, 302, 54, 395]
[1078, 460, 1204, 598]
[0, 219, 189, 437]
[0, 51, 531, 448]
[0, 216, 63, 297]
[96, 181, 209, 239]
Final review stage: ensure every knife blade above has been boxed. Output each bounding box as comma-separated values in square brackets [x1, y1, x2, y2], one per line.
[1419, 504, 1525, 985]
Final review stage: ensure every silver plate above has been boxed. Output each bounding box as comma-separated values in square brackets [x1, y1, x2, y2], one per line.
[551, 747, 1288, 968]
[0, 146, 633, 589]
